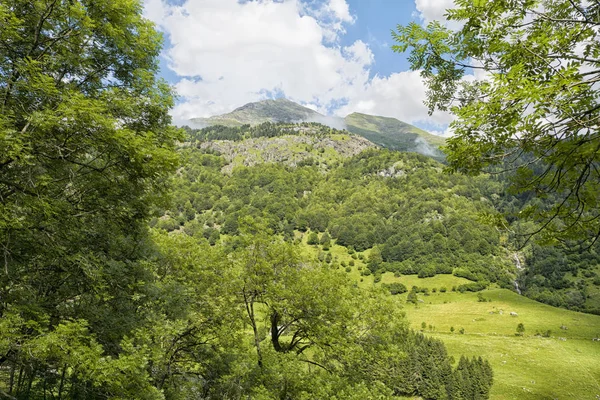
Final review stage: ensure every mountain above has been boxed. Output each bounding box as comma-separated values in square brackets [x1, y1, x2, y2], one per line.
[190, 99, 445, 157]
[190, 98, 322, 127]
[344, 113, 445, 157]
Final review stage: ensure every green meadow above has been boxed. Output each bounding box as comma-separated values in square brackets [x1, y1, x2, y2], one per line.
[301, 236, 600, 400]
[395, 281, 600, 399]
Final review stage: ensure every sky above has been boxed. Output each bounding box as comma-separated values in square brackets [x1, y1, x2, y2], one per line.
[143, 0, 456, 135]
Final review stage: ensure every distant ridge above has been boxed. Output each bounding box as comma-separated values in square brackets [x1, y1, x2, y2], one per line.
[190, 98, 322, 127]
[190, 99, 445, 157]
[344, 112, 445, 158]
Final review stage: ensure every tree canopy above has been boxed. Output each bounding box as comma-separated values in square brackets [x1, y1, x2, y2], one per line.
[393, 0, 600, 243]
[0, 0, 180, 397]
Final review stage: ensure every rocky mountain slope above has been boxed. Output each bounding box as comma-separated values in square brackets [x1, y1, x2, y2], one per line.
[192, 124, 375, 174]
[189, 99, 445, 158]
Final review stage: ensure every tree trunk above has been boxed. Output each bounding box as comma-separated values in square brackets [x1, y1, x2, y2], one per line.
[244, 291, 263, 368]
[270, 311, 283, 352]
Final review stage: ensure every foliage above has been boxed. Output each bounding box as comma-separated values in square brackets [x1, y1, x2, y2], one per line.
[451, 356, 494, 400]
[518, 242, 600, 312]
[145, 225, 496, 399]
[393, 0, 600, 243]
[0, 0, 180, 397]
[407, 287, 419, 304]
[383, 282, 408, 295]
[167, 144, 515, 287]
[457, 282, 489, 293]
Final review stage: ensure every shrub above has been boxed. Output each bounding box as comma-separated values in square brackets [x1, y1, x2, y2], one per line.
[382, 282, 408, 295]
[457, 282, 488, 293]
[407, 289, 418, 304]
[418, 267, 436, 278]
[453, 267, 479, 282]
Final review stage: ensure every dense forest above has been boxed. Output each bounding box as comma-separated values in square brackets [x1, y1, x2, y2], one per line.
[162, 133, 514, 285]
[171, 124, 600, 315]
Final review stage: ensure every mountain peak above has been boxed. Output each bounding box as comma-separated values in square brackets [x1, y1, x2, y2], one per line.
[191, 98, 321, 127]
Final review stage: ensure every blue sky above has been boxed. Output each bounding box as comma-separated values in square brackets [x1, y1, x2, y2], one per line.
[144, 0, 454, 133]
[341, 0, 415, 76]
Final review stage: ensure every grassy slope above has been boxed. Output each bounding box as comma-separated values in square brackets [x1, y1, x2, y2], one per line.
[404, 289, 600, 400]
[297, 232, 600, 400]
[344, 112, 446, 151]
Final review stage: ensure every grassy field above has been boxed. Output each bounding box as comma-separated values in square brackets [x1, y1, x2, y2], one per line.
[297, 234, 600, 399]
[399, 283, 600, 399]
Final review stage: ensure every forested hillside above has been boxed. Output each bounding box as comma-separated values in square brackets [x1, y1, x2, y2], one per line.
[489, 171, 600, 314]
[160, 126, 515, 288]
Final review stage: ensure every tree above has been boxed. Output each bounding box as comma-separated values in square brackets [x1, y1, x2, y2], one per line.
[517, 323, 526, 336]
[367, 246, 384, 273]
[0, 0, 180, 397]
[320, 231, 332, 249]
[393, 1, 600, 243]
[307, 231, 319, 245]
[407, 287, 419, 304]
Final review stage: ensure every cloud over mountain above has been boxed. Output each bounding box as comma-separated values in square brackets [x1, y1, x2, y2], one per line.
[144, 0, 452, 130]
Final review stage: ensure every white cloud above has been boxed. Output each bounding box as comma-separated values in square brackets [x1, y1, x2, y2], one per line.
[414, 0, 455, 24]
[145, 0, 375, 125]
[326, 0, 353, 23]
[143, 0, 451, 135]
[336, 70, 453, 128]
